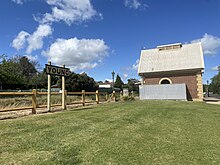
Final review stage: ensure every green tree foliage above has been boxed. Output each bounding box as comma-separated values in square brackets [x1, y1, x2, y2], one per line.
[127, 78, 139, 92]
[60, 72, 98, 92]
[18, 56, 37, 80]
[14, 56, 38, 88]
[0, 55, 26, 89]
[209, 71, 220, 94]
[0, 55, 39, 89]
[114, 74, 124, 90]
[203, 84, 208, 93]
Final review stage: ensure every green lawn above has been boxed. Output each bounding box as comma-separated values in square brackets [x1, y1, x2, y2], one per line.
[0, 100, 220, 165]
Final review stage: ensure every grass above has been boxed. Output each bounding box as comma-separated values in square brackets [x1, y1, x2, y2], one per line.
[0, 100, 220, 164]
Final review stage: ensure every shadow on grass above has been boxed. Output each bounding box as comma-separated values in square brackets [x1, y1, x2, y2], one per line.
[0, 103, 98, 120]
[69, 106, 94, 112]
[50, 146, 81, 165]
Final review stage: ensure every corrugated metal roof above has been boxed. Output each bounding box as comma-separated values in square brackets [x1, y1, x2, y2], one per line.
[138, 42, 204, 74]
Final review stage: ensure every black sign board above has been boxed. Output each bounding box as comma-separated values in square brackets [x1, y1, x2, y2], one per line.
[45, 64, 70, 76]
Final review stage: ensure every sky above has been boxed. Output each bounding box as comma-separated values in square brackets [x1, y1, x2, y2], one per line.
[1, 0, 220, 83]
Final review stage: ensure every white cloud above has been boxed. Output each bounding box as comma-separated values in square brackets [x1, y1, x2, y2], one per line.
[12, 0, 23, 5]
[12, 0, 101, 55]
[26, 24, 53, 54]
[12, 31, 30, 50]
[124, 0, 148, 10]
[25, 55, 39, 62]
[43, 37, 109, 71]
[12, 24, 52, 54]
[105, 79, 113, 83]
[211, 66, 219, 71]
[123, 73, 128, 81]
[124, 73, 128, 78]
[132, 59, 139, 70]
[119, 59, 140, 82]
[191, 33, 220, 55]
[35, 0, 98, 25]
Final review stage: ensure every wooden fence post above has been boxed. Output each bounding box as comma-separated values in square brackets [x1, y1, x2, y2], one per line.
[105, 93, 108, 101]
[32, 89, 37, 114]
[82, 90, 85, 106]
[96, 90, 99, 104]
[113, 91, 116, 102]
[120, 91, 123, 100]
[65, 90, 67, 107]
[131, 91, 134, 97]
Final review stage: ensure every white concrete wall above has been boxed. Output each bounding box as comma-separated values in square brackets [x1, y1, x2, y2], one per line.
[139, 84, 187, 100]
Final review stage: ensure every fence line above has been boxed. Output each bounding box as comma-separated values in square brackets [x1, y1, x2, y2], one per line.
[0, 90, 117, 114]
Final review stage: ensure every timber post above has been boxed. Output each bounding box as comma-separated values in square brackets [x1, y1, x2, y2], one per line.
[113, 91, 116, 102]
[131, 91, 134, 97]
[62, 65, 66, 110]
[65, 90, 67, 108]
[120, 91, 123, 100]
[82, 90, 85, 106]
[96, 90, 99, 104]
[47, 61, 51, 112]
[105, 93, 108, 101]
[32, 89, 37, 114]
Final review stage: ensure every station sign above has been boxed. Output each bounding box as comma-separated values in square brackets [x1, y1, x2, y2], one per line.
[45, 64, 70, 76]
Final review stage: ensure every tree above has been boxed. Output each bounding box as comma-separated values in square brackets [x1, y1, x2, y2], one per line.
[114, 74, 124, 90]
[18, 56, 37, 79]
[13, 56, 38, 87]
[59, 72, 98, 92]
[209, 71, 220, 94]
[127, 78, 139, 92]
[0, 56, 26, 89]
[0, 55, 39, 90]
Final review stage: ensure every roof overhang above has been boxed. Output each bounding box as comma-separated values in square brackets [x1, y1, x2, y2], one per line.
[139, 68, 204, 77]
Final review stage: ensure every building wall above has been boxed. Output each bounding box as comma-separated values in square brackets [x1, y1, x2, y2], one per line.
[196, 72, 203, 101]
[142, 73, 202, 100]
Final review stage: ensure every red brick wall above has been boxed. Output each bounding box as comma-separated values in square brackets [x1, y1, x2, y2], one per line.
[143, 74, 198, 100]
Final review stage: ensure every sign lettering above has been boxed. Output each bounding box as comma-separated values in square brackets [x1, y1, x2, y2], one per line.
[45, 64, 70, 76]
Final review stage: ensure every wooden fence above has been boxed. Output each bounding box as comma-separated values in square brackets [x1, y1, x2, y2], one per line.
[0, 90, 117, 114]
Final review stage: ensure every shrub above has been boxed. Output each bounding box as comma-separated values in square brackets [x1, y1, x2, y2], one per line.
[120, 96, 135, 102]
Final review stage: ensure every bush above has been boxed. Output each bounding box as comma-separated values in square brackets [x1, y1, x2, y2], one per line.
[120, 96, 135, 102]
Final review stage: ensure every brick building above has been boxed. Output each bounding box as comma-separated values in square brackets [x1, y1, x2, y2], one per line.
[138, 42, 204, 101]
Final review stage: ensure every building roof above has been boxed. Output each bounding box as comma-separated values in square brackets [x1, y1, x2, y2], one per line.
[138, 42, 205, 75]
[99, 84, 111, 88]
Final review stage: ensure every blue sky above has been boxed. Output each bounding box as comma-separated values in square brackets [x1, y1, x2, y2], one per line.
[1, 0, 220, 83]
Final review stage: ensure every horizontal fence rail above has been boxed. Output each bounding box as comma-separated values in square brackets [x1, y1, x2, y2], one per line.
[0, 92, 33, 95]
[0, 90, 118, 114]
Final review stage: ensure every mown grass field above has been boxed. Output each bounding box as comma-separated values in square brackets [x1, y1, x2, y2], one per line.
[0, 100, 220, 164]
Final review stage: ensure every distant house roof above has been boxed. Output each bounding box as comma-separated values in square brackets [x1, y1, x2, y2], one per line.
[99, 84, 111, 88]
[138, 42, 205, 75]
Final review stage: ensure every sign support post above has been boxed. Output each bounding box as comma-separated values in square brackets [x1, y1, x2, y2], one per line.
[62, 65, 66, 110]
[47, 61, 51, 111]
